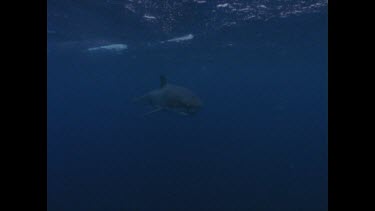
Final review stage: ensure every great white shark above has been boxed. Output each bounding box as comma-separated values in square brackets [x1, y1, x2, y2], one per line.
[133, 75, 203, 116]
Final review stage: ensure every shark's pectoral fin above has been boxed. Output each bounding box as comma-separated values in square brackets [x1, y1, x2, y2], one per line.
[165, 108, 188, 116]
[142, 107, 163, 117]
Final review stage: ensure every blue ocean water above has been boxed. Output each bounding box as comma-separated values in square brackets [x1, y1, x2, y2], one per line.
[47, 1, 328, 211]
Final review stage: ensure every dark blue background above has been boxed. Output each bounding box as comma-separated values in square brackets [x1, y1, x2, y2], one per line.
[47, 2, 327, 210]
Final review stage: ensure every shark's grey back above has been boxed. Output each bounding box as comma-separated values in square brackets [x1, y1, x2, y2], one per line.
[162, 84, 199, 101]
[159, 84, 202, 110]
[134, 75, 202, 116]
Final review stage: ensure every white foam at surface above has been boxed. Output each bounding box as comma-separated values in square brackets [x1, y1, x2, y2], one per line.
[87, 44, 128, 52]
[144, 15, 156, 19]
[217, 3, 229, 8]
[165, 34, 194, 43]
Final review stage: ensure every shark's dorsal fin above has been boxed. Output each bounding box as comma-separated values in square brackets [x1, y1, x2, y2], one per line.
[160, 75, 167, 88]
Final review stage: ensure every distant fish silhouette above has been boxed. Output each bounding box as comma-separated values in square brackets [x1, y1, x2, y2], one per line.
[133, 75, 203, 116]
